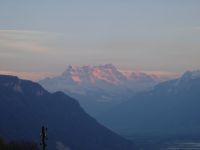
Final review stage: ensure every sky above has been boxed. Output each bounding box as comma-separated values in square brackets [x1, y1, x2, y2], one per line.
[0, 0, 200, 80]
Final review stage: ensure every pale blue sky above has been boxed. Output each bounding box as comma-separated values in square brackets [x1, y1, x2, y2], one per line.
[0, 0, 200, 75]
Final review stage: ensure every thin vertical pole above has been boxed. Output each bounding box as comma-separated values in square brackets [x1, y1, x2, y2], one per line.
[40, 126, 47, 150]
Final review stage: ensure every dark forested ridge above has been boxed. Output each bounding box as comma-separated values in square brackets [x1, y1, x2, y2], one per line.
[0, 75, 138, 150]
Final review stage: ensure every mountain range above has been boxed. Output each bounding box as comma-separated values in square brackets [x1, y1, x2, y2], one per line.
[39, 64, 172, 116]
[99, 70, 200, 135]
[0, 75, 138, 150]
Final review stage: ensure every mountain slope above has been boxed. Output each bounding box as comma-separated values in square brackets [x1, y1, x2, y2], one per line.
[100, 70, 200, 135]
[0, 75, 138, 150]
[39, 64, 160, 116]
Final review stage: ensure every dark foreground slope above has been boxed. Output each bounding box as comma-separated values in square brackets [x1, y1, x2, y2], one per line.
[0, 137, 39, 150]
[100, 71, 200, 135]
[0, 75, 137, 150]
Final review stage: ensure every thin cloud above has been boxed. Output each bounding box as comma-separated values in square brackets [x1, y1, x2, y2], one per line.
[178, 27, 200, 34]
[0, 29, 60, 53]
[191, 27, 200, 33]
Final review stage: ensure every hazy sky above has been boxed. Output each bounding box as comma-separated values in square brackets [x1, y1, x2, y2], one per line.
[0, 0, 200, 78]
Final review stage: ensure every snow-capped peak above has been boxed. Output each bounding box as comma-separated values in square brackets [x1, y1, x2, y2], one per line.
[173, 70, 200, 86]
[181, 70, 200, 80]
[61, 65, 82, 83]
[59, 64, 177, 85]
[189, 70, 200, 79]
[60, 64, 125, 84]
[62, 65, 78, 75]
[39, 64, 181, 101]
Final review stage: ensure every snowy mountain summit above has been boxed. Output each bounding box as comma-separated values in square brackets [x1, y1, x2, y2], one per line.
[180, 70, 200, 80]
[61, 64, 125, 84]
[39, 64, 175, 116]
[58, 64, 159, 85]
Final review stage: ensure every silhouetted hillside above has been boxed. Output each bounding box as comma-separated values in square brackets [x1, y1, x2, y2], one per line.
[0, 75, 138, 150]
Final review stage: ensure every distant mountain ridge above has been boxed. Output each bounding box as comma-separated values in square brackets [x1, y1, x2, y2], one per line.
[61, 64, 126, 84]
[60, 64, 158, 85]
[39, 64, 172, 116]
[0, 74, 138, 150]
[99, 70, 200, 135]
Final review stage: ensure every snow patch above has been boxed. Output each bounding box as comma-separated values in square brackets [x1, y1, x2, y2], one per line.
[71, 75, 82, 83]
[56, 141, 71, 150]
